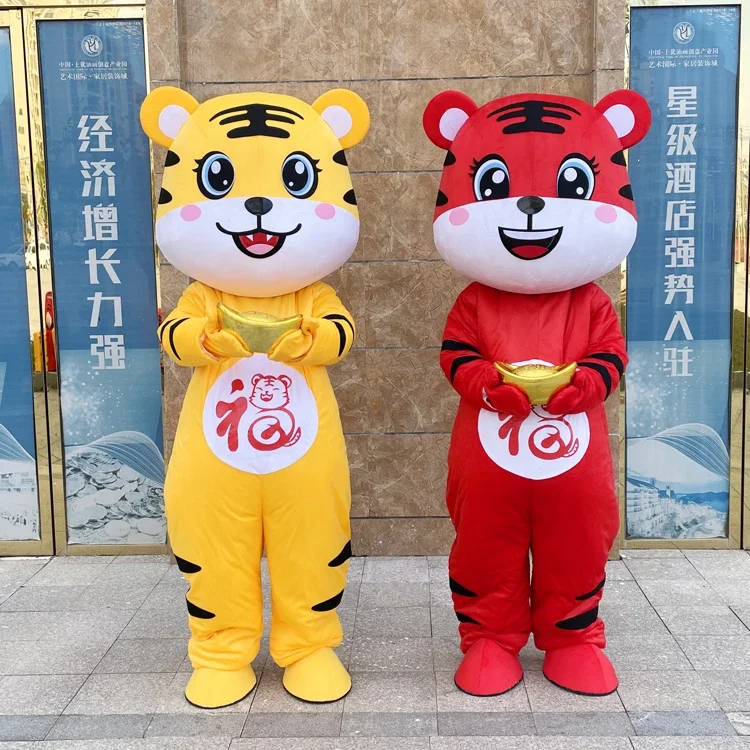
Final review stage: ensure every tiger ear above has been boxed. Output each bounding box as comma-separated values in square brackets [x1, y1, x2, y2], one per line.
[312, 89, 370, 149]
[140, 85, 199, 148]
[595, 89, 651, 150]
[423, 90, 478, 150]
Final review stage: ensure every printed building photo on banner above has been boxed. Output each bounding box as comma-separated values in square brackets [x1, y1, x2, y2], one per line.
[0, 27, 40, 542]
[626, 6, 740, 539]
[37, 19, 164, 545]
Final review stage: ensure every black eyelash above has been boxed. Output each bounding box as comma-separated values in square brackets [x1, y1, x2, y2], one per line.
[586, 155, 600, 176]
[468, 158, 482, 178]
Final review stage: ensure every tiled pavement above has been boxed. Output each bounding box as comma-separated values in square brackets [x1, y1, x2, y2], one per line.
[1, 551, 750, 749]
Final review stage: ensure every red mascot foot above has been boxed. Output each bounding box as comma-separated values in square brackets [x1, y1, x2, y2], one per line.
[454, 638, 523, 696]
[542, 644, 618, 696]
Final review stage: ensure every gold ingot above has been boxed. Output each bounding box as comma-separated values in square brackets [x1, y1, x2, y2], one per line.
[493, 361, 577, 405]
[216, 303, 302, 354]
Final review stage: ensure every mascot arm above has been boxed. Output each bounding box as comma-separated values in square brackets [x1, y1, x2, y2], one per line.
[268, 282, 355, 366]
[440, 285, 499, 410]
[158, 282, 249, 366]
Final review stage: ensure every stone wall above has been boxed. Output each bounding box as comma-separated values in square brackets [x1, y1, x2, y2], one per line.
[145, 0, 628, 555]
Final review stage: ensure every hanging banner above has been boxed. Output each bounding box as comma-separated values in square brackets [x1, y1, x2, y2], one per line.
[38, 18, 165, 545]
[0, 28, 40, 542]
[626, 6, 739, 539]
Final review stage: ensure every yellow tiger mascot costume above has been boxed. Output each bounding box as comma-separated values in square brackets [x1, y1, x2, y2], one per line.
[140, 86, 368, 708]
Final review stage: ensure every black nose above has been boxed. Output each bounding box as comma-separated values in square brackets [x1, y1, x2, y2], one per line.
[245, 197, 273, 216]
[517, 196, 545, 215]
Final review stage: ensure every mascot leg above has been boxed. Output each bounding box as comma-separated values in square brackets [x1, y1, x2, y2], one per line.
[262, 436, 352, 703]
[165, 449, 263, 709]
[530, 454, 620, 695]
[447, 450, 531, 696]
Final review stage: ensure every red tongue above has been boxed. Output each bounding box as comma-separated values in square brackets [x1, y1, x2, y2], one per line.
[239, 232, 279, 249]
[511, 244, 550, 260]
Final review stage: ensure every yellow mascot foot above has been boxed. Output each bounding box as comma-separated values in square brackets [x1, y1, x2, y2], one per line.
[185, 665, 257, 709]
[282, 647, 352, 703]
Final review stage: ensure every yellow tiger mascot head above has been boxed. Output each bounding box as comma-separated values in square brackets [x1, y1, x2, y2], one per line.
[140, 87, 369, 297]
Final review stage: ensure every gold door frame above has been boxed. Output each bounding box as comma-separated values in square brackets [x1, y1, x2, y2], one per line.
[18, 4, 166, 556]
[621, 0, 750, 550]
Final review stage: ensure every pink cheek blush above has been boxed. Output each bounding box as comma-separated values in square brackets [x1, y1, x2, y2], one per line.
[595, 205, 618, 224]
[449, 207, 469, 226]
[180, 204, 202, 222]
[315, 203, 336, 220]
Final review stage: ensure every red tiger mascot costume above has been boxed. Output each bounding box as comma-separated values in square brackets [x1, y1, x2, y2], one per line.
[423, 90, 650, 697]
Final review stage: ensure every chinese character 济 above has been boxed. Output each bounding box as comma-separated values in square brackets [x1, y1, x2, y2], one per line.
[85, 248, 121, 284]
[663, 346, 693, 377]
[664, 274, 694, 304]
[90, 334, 126, 370]
[667, 85, 698, 118]
[665, 162, 696, 194]
[80, 159, 116, 197]
[77, 115, 114, 152]
[667, 124, 697, 156]
[83, 204, 118, 241]
[665, 237, 695, 268]
[665, 200, 695, 232]
[88, 292, 123, 327]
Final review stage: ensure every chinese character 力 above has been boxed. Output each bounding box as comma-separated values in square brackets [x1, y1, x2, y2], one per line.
[88, 292, 123, 327]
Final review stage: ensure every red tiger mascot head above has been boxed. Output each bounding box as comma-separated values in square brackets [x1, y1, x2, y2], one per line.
[423, 90, 651, 294]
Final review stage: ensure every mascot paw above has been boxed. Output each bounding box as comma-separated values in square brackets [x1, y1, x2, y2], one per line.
[283, 647, 351, 703]
[185, 665, 257, 709]
[543, 644, 618, 695]
[454, 638, 523, 696]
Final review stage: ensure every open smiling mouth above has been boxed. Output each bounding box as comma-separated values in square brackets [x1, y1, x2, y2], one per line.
[216, 222, 302, 259]
[498, 227, 563, 261]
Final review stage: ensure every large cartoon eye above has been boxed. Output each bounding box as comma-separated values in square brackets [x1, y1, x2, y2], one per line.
[557, 155, 596, 200]
[472, 156, 510, 201]
[196, 152, 235, 199]
[282, 152, 319, 199]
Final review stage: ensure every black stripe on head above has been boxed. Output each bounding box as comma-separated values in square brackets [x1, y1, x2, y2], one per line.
[167, 317, 189, 361]
[611, 150, 627, 166]
[450, 355, 481, 383]
[441, 339, 481, 355]
[209, 103, 303, 139]
[164, 150, 180, 167]
[488, 100, 581, 135]
[444, 150, 456, 166]
[328, 541, 352, 567]
[312, 590, 344, 612]
[449, 577, 477, 597]
[578, 360, 612, 396]
[556, 605, 599, 630]
[332, 149, 348, 166]
[436, 190, 448, 207]
[576, 577, 606, 601]
[186, 597, 215, 619]
[619, 184, 633, 200]
[455, 611, 481, 625]
[589, 352, 624, 377]
[158, 188, 172, 205]
[175, 555, 201, 574]
[343, 189, 357, 205]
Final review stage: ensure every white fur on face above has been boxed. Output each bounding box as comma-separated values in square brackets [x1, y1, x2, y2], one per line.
[433, 197, 637, 294]
[156, 197, 359, 298]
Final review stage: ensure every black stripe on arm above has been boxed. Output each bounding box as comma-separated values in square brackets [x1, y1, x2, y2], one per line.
[323, 314, 353, 357]
[323, 313, 354, 334]
[588, 352, 624, 378]
[441, 339, 481, 355]
[578, 361, 612, 396]
[167, 318, 189, 361]
[449, 355, 481, 383]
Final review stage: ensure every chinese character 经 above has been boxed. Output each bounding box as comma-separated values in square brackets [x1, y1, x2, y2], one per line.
[83, 204, 118, 241]
[85, 248, 121, 284]
[665, 237, 695, 268]
[80, 159, 116, 197]
[90, 334, 126, 370]
[667, 85, 698, 118]
[665, 162, 696, 194]
[665, 200, 696, 232]
[664, 274, 694, 304]
[77, 115, 114, 153]
[88, 292, 123, 327]
[667, 124, 697, 156]
[663, 346, 693, 377]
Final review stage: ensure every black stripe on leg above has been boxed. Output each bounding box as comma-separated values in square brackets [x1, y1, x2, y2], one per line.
[175, 555, 201, 574]
[576, 577, 606, 601]
[556, 605, 599, 630]
[441, 339, 481, 355]
[578, 361, 612, 396]
[455, 611, 481, 625]
[186, 597, 215, 619]
[450, 355, 481, 383]
[167, 317, 189, 361]
[312, 590, 344, 612]
[328, 541, 352, 567]
[449, 577, 477, 597]
[588, 353, 625, 378]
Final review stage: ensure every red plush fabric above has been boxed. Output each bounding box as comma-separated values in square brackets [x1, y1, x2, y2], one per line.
[454, 638, 523, 697]
[543, 644, 619, 696]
